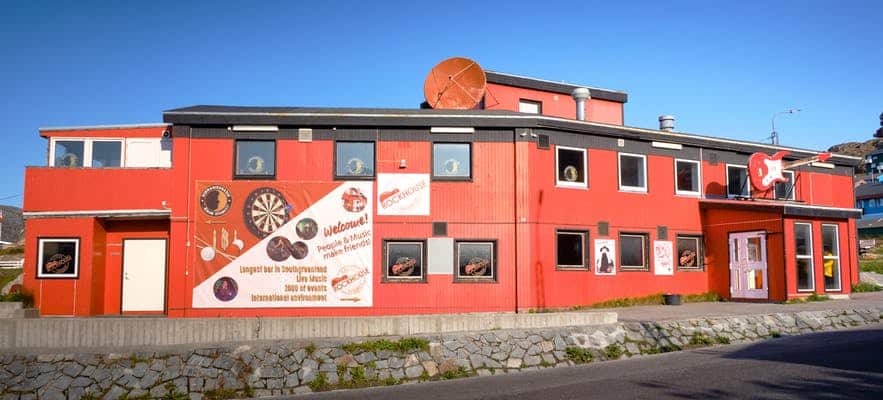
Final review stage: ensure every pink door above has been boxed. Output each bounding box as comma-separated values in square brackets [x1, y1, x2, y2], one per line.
[729, 231, 769, 299]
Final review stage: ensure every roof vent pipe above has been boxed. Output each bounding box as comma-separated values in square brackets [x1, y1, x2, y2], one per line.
[659, 115, 675, 132]
[571, 88, 591, 121]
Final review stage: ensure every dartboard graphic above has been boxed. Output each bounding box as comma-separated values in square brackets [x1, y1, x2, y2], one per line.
[243, 187, 290, 238]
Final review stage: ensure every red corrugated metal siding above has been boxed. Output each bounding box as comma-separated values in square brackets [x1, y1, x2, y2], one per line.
[24, 167, 173, 212]
[484, 83, 623, 125]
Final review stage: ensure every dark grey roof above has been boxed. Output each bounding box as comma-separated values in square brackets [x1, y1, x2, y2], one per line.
[0, 206, 23, 244]
[163, 105, 861, 167]
[858, 214, 883, 229]
[856, 183, 883, 199]
[484, 71, 628, 103]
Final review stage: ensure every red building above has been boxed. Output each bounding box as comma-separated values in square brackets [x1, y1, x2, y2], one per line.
[22, 69, 861, 317]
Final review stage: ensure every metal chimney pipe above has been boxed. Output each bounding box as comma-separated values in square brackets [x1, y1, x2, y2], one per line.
[571, 88, 591, 121]
[659, 115, 675, 132]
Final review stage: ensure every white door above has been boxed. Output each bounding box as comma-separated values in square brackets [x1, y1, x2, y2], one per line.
[729, 231, 769, 299]
[122, 239, 167, 313]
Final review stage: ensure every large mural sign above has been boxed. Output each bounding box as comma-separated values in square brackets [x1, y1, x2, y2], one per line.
[192, 181, 373, 308]
[377, 173, 430, 216]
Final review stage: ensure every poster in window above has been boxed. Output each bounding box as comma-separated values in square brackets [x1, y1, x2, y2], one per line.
[457, 242, 494, 280]
[385, 242, 424, 281]
[37, 238, 80, 278]
[653, 240, 674, 276]
[594, 239, 616, 275]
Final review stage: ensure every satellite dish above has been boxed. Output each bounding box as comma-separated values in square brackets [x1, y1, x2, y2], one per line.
[423, 57, 486, 109]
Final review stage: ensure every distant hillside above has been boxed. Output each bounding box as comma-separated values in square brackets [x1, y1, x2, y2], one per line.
[828, 138, 883, 173]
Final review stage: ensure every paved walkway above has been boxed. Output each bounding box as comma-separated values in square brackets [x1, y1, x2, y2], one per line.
[599, 291, 883, 322]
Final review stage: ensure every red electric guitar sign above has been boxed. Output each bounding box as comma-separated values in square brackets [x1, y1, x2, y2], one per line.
[748, 151, 832, 192]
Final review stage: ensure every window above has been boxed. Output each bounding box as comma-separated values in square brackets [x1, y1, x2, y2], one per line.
[619, 153, 647, 192]
[619, 233, 649, 271]
[455, 241, 496, 282]
[774, 171, 795, 200]
[676, 235, 703, 270]
[432, 143, 471, 180]
[727, 165, 749, 197]
[53, 140, 85, 167]
[335, 142, 375, 179]
[557, 230, 588, 270]
[675, 159, 700, 195]
[518, 99, 542, 114]
[795, 223, 814, 291]
[822, 224, 841, 291]
[383, 241, 425, 282]
[91, 141, 122, 168]
[556, 146, 587, 188]
[37, 238, 80, 279]
[235, 140, 275, 179]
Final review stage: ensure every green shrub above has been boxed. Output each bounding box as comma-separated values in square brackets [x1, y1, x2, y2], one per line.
[860, 260, 883, 274]
[715, 336, 731, 345]
[682, 292, 721, 303]
[604, 344, 622, 360]
[564, 347, 593, 364]
[0, 291, 33, 307]
[341, 337, 429, 354]
[806, 294, 830, 302]
[688, 332, 713, 346]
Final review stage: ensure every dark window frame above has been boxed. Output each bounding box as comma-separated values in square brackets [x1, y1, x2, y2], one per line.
[431, 142, 472, 181]
[381, 239, 427, 283]
[333, 141, 377, 180]
[619, 232, 650, 271]
[454, 240, 497, 283]
[676, 234, 704, 271]
[556, 230, 589, 271]
[726, 164, 749, 198]
[233, 139, 277, 180]
[774, 170, 796, 200]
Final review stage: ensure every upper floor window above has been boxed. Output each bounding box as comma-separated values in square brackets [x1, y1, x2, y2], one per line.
[727, 165, 749, 197]
[556, 146, 587, 188]
[235, 140, 276, 179]
[518, 99, 542, 114]
[774, 171, 795, 200]
[51, 139, 123, 168]
[50, 137, 170, 168]
[675, 159, 700, 196]
[619, 153, 647, 193]
[432, 143, 471, 180]
[335, 141, 375, 179]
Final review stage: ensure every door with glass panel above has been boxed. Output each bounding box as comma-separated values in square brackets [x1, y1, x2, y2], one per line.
[729, 231, 769, 299]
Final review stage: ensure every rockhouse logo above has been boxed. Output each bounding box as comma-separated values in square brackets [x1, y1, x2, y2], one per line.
[380, 180, 427, 210]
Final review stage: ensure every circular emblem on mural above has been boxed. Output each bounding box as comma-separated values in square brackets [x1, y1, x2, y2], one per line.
[290, 241, 309, 260]
[266, 236, 292, 262]
[243, 187, 290, 239]
[331, 265, 369, 295]
[213, 277, 238, 302]
[341, 187, 367, 213]
[296, 218, 319, 240]
[200, 185, 233, 216]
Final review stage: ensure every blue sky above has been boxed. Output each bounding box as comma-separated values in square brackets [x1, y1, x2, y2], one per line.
[1, 1, 881, 207]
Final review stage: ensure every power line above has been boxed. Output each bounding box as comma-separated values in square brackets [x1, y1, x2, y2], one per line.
[0, 193, 22, 201]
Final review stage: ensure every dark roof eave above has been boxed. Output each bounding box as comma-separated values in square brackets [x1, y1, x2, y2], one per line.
[162, 107, 861, 167]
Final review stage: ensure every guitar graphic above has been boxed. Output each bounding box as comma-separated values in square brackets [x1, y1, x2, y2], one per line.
[747, 151, 832, 192]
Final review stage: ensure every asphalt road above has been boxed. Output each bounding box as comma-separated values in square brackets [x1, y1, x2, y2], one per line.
[289, 323, 883, 400]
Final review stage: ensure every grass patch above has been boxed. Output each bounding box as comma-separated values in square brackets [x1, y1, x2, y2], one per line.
[442, 366, 470, 380]
[0, 268, 22, 290]
[688, 332, 713, 346]
[591, 294, 665, 308]
[860, 259, 883, 274]
[682, 292, 721, 303]
[303, 343, 316, 355]
[604, 344, 623, 360]
[160, 382, 188, 400]
[770, 331, 782, 338]
[0, 247, 23, 256]
[308, 372, 329, 391]
[853, 282, 883, 292]
[341, 337, 429, 354]
[715, 336, 731, 345]
[0, 290, 33, 307]
[564, 347, 594, 364]
[786, 293, 831, 304]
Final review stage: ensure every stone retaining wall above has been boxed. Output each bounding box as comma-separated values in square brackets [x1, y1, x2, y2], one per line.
[1, 308, 880, 400]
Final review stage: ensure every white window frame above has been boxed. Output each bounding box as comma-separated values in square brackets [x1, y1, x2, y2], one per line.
[775, 171, 796, 200]
[822, 224, 842, 292]
[49, 137, 126, 168]
[674, 159, 701, 196]
[795, 222, 815, 292]
[555, 145, 588, 189]
[518, 99, 542, 114]
[726, 164, 750, 198]
[618, 153, 647, 193]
